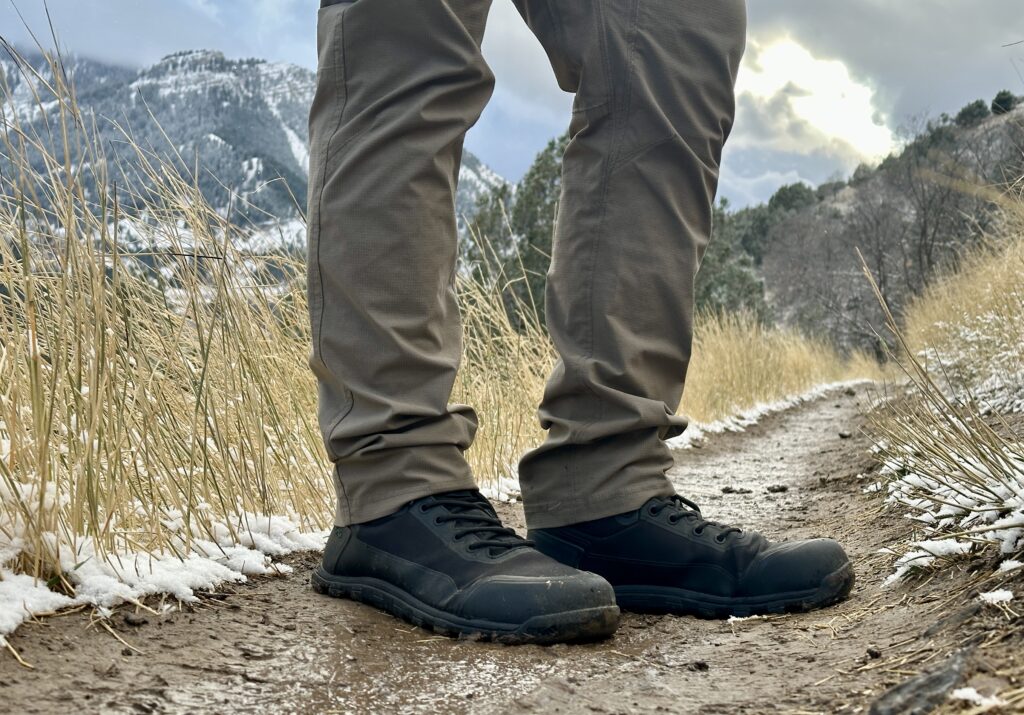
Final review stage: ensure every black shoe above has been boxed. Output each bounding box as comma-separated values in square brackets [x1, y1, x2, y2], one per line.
[529, 495, 854, 618]
[312, 490, 619, 644]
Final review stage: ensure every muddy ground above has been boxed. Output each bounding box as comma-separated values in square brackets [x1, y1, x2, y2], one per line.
[3, 386, 1022, 714]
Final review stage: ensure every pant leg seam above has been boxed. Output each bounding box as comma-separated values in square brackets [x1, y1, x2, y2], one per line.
[569, 0, 643, 449]
[314, 5, 356, 451]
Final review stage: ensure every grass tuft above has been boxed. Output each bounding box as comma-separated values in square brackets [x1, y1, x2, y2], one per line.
[864, 196, 1024, 581]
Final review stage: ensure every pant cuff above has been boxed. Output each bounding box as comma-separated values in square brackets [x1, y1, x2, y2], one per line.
[335, 474, 479, 527]
[523, 482, 676, 530]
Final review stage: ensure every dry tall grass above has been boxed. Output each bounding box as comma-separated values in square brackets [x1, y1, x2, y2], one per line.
[0, 47, 330, 586]
[865, 196, 1024, 581]
[1, 45, 875, 606]
[903, 208, 1024, 414]
[683, 311, 880, 424]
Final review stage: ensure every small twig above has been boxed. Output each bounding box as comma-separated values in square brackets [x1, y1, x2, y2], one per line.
[3, 639, 34, 669]
[98, 620, 143, 654]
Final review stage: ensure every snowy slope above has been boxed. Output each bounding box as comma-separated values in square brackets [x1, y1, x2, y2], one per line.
[1, 48, 506, 251]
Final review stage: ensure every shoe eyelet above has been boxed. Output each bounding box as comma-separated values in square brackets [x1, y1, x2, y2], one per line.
[693, 526, 704, 536]
[433, 516, 444, 525]
[647, 505, 659, 516]
[715, 534, 727, 544]
[418, 503, 430, 513]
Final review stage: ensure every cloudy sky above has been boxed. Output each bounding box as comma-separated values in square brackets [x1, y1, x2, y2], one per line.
[2, 0, 1022, 205]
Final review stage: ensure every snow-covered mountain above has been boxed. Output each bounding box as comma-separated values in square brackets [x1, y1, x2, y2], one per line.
[1, 49, 505, 251]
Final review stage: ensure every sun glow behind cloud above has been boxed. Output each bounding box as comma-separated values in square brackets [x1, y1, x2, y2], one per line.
[734, 37, 897, 165]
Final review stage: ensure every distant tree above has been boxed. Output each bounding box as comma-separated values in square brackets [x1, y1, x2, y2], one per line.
[463, 181, 515, 273]
[734, 204, 775, 265]
[696, 200, 767, 318]
[992, 89, 1019, 115]
[849, 163, 875, 186]
[466, 133, 569, 327]
[815, 179, 846, 201]
[768, 182, 817, 213]
[955, 99, 990, 128]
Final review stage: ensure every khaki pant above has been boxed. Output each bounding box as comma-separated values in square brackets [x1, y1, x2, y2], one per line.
[307, 0, 746, 529]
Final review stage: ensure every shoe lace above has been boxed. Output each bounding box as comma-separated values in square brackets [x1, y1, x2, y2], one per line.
[422, 491, 534, 555]
[650, 495, 743, 543]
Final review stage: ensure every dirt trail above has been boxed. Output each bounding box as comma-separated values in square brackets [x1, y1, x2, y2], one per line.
[0, 387, 1002, 714]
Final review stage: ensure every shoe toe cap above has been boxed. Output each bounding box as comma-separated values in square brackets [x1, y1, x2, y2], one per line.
[741, 538, 851, 596]
[451, 571, 616, 624]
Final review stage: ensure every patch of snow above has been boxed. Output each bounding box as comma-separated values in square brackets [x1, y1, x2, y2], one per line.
[0, 508, 327, 641]
[950, 687, 1008, 708]
[479, 473, 521, 504]
[979, 589, 1014, 605]
[998, 559, 1023, 572]
[0, 573, 78, 648]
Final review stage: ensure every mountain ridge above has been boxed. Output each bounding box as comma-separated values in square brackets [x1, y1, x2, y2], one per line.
[1, 47, 505, 251]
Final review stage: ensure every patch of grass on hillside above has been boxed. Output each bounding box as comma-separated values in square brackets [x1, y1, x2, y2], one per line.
[904, 215, 1024, 414]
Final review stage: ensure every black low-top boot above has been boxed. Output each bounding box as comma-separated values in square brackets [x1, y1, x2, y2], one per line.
[312, 490, 619, 643]
[529, 495, 854, 618]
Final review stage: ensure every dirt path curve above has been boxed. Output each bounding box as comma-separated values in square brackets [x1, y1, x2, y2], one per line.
[3, 387, 966, 714]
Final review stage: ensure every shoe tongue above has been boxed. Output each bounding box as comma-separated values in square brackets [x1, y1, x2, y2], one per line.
[427, 491, 511, 537]
[437, 490, 492, 513]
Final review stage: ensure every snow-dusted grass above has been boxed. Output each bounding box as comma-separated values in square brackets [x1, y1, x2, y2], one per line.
[903, 224, 1024, 415]
[1, 514, 325, 644]
[867, 208, 1024, 584]
[0, 47, 338, 646]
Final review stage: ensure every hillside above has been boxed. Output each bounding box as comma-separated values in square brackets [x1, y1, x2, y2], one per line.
[0, 48, 504, 250]
[468, 95, 1024, 354]
[740, 98, 1024, 353]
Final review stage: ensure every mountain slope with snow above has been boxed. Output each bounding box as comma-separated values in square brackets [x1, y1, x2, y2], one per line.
[1, 48, 505, 250]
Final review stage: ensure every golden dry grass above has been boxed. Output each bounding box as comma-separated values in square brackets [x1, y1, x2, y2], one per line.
[902, 209, 1024, 398]
[683, 311, 881, 424]
[863, 192, 1024, 582]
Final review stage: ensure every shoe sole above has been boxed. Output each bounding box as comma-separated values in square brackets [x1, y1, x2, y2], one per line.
[613, 561, 856, 618]
[311, 568, 620, 645]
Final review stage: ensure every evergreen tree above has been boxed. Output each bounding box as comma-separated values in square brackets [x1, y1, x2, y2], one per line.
[467, 133, 568, 327]
[696, 200, 768, 318]
[992, 89, 1019, 115]
[468, 134, 768, 328]
[955, 99, 990, 127]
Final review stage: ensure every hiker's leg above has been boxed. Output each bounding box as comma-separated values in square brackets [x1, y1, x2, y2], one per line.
[307, 0, 493, 526]
[514, 0, 747, 528]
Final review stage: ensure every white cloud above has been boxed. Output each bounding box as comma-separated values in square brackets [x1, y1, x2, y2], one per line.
[734, 37, 897, 167]
[481, 2, 569, 125]
[181, 0, 221, 21]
